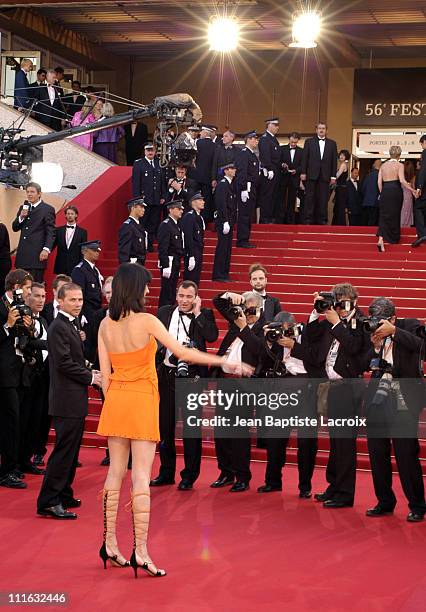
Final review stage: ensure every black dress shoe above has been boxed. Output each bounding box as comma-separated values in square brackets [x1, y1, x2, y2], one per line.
[63, 498, 82, 509]
[149, 475, 175, 486]
[411, 237, 426, 248]
[257, 484, 282, 493]
[210, 474, 234, 488]
[76, 461, 82, 468]
[366, 505, 394, 517]
[177, 480, 193, 491]
[100, 456, 110, 466]
[314, 491, 332, 502]
[299, 490, 312, 499]
[33, 454, 45, 466]
[230, 481, 249, 492]
[407, 512, 425, 522]
[22, 464, 45, 476]
[37, 504, 77, 520]
[0, 473, 27, 489]
[323, 500, 353, 508]
[236, 242, 256, 249]
[13, 469, 25, 480]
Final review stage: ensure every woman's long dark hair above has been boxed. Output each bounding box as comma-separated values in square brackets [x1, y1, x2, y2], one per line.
[109, 263, 152, 321]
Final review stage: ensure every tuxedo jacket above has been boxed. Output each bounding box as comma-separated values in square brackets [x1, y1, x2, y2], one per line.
[47, 312, 92, 417]
[213, 294, 265, 367]
[33, 84, 65, 131]
[12, 201, 56, 270]
[211, 144, 238, 180]
[261, 294, 282, 323]
[193, 138, 216, 185]
[41, 302, 56, 327]
[280, 145, 303, 184]
[306, 308, 369, 378]
[301, 137, 338, 182]
[166, 176, 197, 209]
[53, 224, 87, 275]
[346, 180, 362, 215]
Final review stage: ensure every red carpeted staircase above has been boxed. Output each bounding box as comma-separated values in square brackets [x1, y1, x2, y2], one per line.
[71, 221, 426, 473]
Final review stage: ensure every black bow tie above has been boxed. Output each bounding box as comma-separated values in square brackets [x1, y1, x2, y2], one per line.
[318, 138, 325, 141]
[66, 225, 76, 229]
[179, 311, 194, 318]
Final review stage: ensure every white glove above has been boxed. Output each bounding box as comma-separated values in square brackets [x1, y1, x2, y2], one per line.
[188, 256, 195, 271]
[223, 222, 230, 235]
[241, 191, 249, 203]
[262, 167, 268, 177]
[162, 267, 171, 278]
[130, 257, 137, 264]
[267, 170, 274, 180]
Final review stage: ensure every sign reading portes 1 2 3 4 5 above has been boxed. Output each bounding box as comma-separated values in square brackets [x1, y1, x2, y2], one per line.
[353, 68, 426, 126]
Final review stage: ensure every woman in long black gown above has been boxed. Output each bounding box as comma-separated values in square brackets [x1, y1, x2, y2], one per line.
[377, 146, 418, 251]
[332, 150, 350, 225]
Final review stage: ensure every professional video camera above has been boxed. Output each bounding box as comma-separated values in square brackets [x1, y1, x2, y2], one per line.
[264, 322, 303, 343]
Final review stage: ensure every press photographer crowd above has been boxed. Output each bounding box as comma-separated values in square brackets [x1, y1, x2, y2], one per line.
[1, 208, 426, 524]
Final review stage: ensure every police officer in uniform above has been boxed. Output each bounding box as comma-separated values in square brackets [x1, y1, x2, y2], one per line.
[71, 240, 103, 324]
[212, 163, 237, 282]
[236, 130, 260, 248]
[118, 197, 148, 266]
[258, 118, 281, 223]
[157, 201, 185, 308]
[132, 143, 166, 251]
[181, 192, 206, 287]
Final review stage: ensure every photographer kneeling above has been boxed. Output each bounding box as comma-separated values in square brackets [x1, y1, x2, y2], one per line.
[211, 291, 265, 492]
[364, 298, 426, 522]
[151, 281, 219, 490]
[257, 312, 321, 497]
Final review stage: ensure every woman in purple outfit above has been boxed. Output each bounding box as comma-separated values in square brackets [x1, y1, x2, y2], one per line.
[93, 102, 124, 163]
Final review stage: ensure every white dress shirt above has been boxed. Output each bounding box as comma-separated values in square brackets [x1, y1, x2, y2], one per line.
[318, 138, 325, 160]
[66, 224, 76, 248]
[164, 307, 192, 367]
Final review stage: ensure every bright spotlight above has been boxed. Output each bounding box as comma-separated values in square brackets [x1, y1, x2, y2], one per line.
[208, 17, 239, 52]
[289, 11, 321, 48]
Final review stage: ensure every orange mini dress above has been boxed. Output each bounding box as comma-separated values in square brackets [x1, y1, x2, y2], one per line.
[97, 335, 160, 441]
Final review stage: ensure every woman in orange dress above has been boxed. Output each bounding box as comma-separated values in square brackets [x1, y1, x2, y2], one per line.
[96, 263, 249, 577]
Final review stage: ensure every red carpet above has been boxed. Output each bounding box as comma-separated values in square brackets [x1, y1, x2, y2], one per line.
[2, 447, 426, 612]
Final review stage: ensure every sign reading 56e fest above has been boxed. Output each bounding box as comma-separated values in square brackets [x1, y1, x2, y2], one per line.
[353, 68, 426, 126]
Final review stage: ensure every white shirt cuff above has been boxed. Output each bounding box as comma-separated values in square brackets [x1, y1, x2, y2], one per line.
[332, 321, 340, 329]
[308, 310, 319, 323]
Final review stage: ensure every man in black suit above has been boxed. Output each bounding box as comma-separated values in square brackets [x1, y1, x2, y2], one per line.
[236, 130, 260, 248]
[132, 143, 166, 251]
[364, 298, 426, 522]
[71, 240, 103, 325]
[0, 221, 12, 294]
[301, 122, 338, 225]
[53, 206, 87, 275]
[258, 118, 281, 224]
[211, 291, 265, 491]
[306, 283, 369, 508]
[181, 192, 205, 288]
[157, 201, 185, 308]
[150, 281, 219, 490]
[166, 165, 197, 212]
[212, 163, 237, 282]
[0, 269, 33, 489]
[14, 58, 33, 109]
[33, 69, 66, 131]
[28, 68, 47, 94]
[118, 198, 147, 266]
[62, 80, 86, 120]
[37, 282, 101, 519]
[412, 134, 426, 247]
[191, 125, 217, 222]
[248, 263, 282, 322]
[125, 121, 148, 166]
[12, 182, 56, 282]
[276, 132, 303, 224]
[211, 130, 238, 183]
[41, 274, 71, 327]
[346, 167, 363, 226]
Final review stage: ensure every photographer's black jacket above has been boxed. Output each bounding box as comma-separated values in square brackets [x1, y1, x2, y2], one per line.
[213, 294, 265, 368]
[363, 319, 425, 413]
[0, 297, 23, 388]
[157, 305, 218, 376]
[306, 308, 369, 378]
